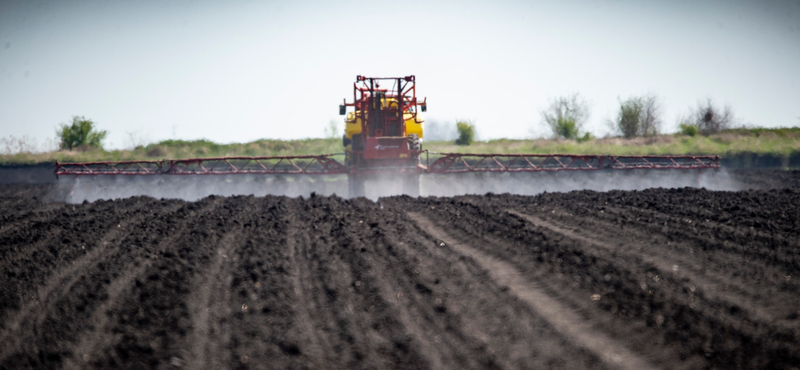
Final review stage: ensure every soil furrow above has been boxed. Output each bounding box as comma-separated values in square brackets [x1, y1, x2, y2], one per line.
[0, 202, 183, 366]
[508, 209, 794, 328]
[61, 263, 151, 370]
[377, 207, 608, 369]
[579, 202, 800, 274]
[285, 216, 332, 367]
[61, 200, 220, 369]
[185, 232, 237, 369]
[408, 211, 655, 370]
[84, 197, 228, 368]
[3, 180, 800, 369]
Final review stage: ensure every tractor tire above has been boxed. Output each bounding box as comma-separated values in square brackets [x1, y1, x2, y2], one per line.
[408, 134, 421, 151]
[352, 134, 364, 152]
[408, 134, 421, 165]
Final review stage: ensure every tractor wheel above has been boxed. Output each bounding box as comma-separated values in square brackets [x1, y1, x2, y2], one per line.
[408, 134, 421, 151]
[408, 134, 421, 165]
[352, 134, 364, 151]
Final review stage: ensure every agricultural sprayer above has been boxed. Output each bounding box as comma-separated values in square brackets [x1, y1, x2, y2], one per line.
[56, 76, 720, 198]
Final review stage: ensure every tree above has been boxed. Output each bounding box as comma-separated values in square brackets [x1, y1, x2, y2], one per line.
[617, 98, 643, 139]
[540, 93, 590, 140]
[639, 93, 662, 137]
[455, 120, 475, 146]
[614, 93, 662, 138]
[694, 98, 733, 135]
[56, 116, 107, 150]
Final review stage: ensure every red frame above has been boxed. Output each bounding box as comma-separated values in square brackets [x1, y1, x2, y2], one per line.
[342, 75, 425, 139]
[426, 153, 720, 173]
[55, 155, 351, 176]
[55, 154, 719, 176]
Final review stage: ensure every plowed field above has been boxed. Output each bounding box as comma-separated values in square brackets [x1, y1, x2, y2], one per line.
[1, 187, 799, 369]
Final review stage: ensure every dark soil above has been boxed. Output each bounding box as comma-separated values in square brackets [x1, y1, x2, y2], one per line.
[1, 184, 800, 369]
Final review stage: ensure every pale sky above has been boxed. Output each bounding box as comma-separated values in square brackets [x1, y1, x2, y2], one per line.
[1, 0, 798, 150]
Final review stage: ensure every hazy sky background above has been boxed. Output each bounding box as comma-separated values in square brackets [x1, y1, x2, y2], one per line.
[1, 0, 798, 150]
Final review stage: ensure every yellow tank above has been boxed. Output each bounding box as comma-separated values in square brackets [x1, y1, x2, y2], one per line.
[344, 98, 424, 140]
[405, 112, 424, 138]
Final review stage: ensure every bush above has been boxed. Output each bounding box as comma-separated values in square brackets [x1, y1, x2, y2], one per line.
[554, 117, 579, 140]
[455, 120, 475, 146]
[694, 99, 733, 135]
[577, 132, 595, 143]
[540, 93, 590, 139]
[614, 94, 661, 138]
[679, 123, 698, 137]
[617, 98, 643, 139]
[56, 116, 107, 150]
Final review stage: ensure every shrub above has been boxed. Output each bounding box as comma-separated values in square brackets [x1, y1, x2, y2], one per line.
[679, 123, 698, 137]
[540, 93, 590, 139]
[617, 98, 643, 139]
[455, 120, 475, 146]
[56, 116, 107, 150]
[614, 94, 661, 138]
[577, 132, 594, 143]
[694, 99, 733, 135]
[555, 117, 579, 140]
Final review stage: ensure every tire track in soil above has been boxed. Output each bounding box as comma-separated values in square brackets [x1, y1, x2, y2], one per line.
[182, 197, 265, 370]
[284, 197, 450, 369]
[507, 209, 790, 327]
[0, 201, 184, 365]
[585, 202, 800, 274]
[288, 199, 417, 369]
[371, 206, 605, 369]
[184, 232, 236, 370]
[436, 194, 799, 368]
[589, 203, 800, 322]
[0, 199, 157, 311]
[201, 198, 309, 370]
[61, 263, 151, 369]
[284, 217, 329, 367]
[62, 200, 220, 369]
[417, 200, 690, 368]
[407, 211, 657, 370]
[79, 197, 239, 369]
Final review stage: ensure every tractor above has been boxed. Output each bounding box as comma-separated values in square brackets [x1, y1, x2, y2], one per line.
[55, 75, 721, 199]
[339, 76, 426, 197]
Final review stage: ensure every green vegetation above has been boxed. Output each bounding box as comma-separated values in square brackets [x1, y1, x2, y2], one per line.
[426, 127, 800, 157]
[692, 98, 734, 135]
[617, 99, 642, 138]
[56, 116, 108, 150]
[679, 123, 699, 137]
[614, 94, 661, 138]
[540, 93, 591, 140]
[2, 127, 799, 165]
[0, 138, 343, 164]
[455, 120, 476, 146]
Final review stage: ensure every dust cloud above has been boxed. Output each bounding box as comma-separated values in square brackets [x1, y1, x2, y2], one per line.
[59, 168, 739, 203]
[61, 174, 348, 203]
[420, 168, 740, 197]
